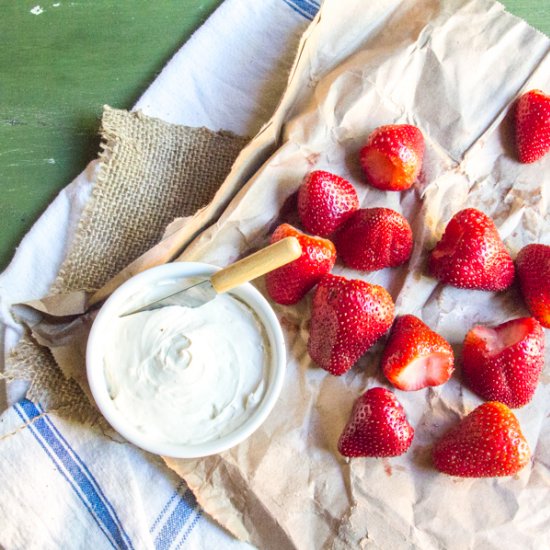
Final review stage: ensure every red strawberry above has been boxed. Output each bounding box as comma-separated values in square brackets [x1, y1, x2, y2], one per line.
[334, 208, 413, 271]
[462, 317, 545, 408]
[432, 402, 530, 477]
[359, 124, 425, 191]
[381, 315, 454, 391]
[516, 243, 550, 328]
[297, 170, 359, 237]
[428, 208, 515, 291]
[338, 387, 414, 457]
[308, 274, 394, 375]
[515, 89, 550, 163]
[265, 224, 336, 305]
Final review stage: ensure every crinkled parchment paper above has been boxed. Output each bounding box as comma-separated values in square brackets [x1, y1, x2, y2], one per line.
[162, 0, 550, 548]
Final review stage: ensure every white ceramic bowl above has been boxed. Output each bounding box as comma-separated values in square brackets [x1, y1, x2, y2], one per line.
[86, 262, 286, 458]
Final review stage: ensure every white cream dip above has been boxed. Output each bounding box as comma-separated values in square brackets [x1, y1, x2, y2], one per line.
[103, 294, 269, 445]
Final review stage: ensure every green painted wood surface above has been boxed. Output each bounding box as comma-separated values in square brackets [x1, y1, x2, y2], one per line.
[0, 0, 548, 271]
[0, 0, 223, 270]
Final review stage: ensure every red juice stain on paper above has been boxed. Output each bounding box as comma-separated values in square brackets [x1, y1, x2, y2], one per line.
[280, 316, 299, 334]
[383, 458, 392, 476]
[306, 152, 320, 166]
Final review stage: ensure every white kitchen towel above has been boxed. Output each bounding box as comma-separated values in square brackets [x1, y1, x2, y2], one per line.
[0, 400, 250, 549]
[0, 0, 319, 547]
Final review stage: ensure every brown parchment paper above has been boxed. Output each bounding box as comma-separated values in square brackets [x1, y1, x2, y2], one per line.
[160, 0, 550, 548]
[12, 0, 550, 548]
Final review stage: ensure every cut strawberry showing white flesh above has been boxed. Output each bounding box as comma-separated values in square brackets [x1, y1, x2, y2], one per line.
[462, 317, 545, 408]
[381, 315, 455, 391]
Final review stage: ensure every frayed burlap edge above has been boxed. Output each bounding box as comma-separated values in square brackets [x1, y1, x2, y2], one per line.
[4, 334, 101, 425]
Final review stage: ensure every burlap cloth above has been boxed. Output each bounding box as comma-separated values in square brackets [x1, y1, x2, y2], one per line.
[5, 106, 248, 421]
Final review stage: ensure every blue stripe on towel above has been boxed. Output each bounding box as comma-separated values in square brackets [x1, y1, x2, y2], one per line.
[150, 481, 187, 535]
[281, 0, 319, 20]
[15, 400, 133, 550]
[34, 402, 134, 549]
[302, 0, 321, 9]
[175, 507, 203, 550]
[155, 489, 200, 550]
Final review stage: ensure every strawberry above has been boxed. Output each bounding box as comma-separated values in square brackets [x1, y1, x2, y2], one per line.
[338, 387, 414, 457]
[515, 89, 550, 164]
[333, 208, 413, 271]
[359, 124, 425, 191]
[516, 243, 550, 328]
[428, 208, 515, 291]
[297, 170, 359, 237]
[432, 402, 530, 477]
[308, 274, 394, 375]
[462, 317, 545, 408]
[381, 315, 454, 391]
[265, 224, 336, 305]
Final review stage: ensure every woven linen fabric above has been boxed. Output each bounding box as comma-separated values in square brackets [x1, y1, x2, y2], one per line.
[5, 106, 248, 416]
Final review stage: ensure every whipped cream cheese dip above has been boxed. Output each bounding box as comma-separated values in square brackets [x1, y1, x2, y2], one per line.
[103, 293, 270, 446]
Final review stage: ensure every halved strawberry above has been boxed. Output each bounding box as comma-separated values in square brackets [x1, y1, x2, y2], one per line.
[381, 315, 454, 391]
[297, 170, 359, 237]
[333, 207, 413, 271]
[359, 124, 424, 191]
[462, 317, 545, 408]
[308, 274, 394, 376]
[432, 402, 531, 477]
[428, 208, 515, 291]
[515, 89, 550, 164]
[516, 243, 550, 328]
[265, 224, 336, 305]
[338, 387, 414, 457]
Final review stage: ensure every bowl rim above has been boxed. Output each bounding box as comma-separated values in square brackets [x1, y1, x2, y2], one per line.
[86, 261, 286, 458]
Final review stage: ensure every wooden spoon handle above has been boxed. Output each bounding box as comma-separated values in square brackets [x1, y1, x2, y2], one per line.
[210, 237, 302, 294]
